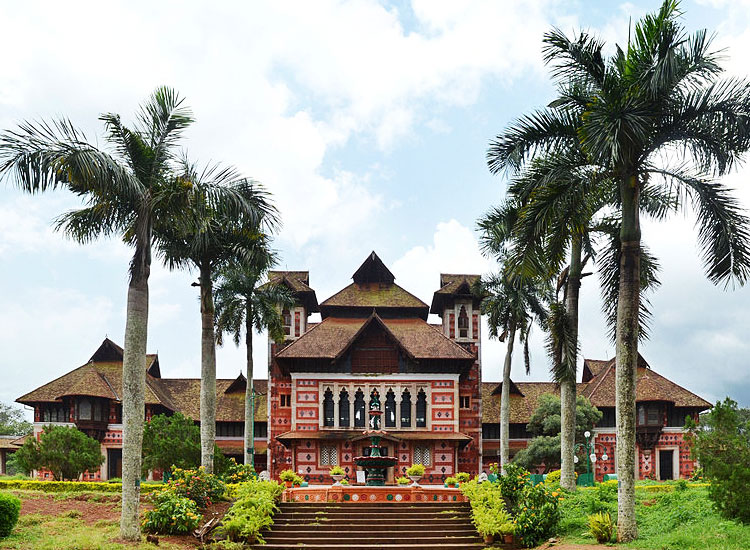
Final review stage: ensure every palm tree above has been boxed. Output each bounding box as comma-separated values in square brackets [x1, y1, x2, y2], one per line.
[487, 1, 750, 540]
[477, 267, 548, 471]
[214, 253, 295, 466]
[156, 159, 278, 474]
[0, 88, 264, 539]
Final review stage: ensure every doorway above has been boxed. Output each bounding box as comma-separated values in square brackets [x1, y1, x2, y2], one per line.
[108, 448, 122, 480]
[659, 450, 674, 480]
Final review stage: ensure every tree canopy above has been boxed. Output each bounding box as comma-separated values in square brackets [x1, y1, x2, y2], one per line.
[0, 403, 32, 437]
[13, 426, 104, 481]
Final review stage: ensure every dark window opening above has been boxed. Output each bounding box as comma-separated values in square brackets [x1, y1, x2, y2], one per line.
[482, 423, 500, 439]
[458, 306, 469, 338]
[416, 389, 427, 428]
[282, 307, 292, 336]
[459, 396, 470, 409]
[354, 389, 366, 428]
[400, 390, 412, 428]
[280, 394, 291, 407]
[339, 390, 350, 427]
[598, 407, 616, 428]
[385, 389, 396, 428]
[323, 389, 335, 427]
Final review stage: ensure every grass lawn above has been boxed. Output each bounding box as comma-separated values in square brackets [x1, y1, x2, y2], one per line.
[556, 482, 750, 550]
[0, 490, 197, 550]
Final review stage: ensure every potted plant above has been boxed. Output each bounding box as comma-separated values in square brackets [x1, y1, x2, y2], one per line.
[500, 521, 516, 544]
[456, 472, 470, 486]
[396, 476, 410, 486]
[340, 479, 349, 485]
[473, 507, 501, 544]
[488, 462, 499, 483]
[280, 469, 296, 488]
[292, 474, 305, 487]
[444, 476, 458, 488]
[329, 466, 346, 486]
[405, 464, 425, 486]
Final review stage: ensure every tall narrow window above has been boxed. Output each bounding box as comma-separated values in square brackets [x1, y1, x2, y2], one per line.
[413, 445, 431, 466]
[385, 389, 396, 428]
[323, 389, 335, 427]
[354, 389, 366, 428]
[458, 306, 469, 338]
[78, 399, 92, 421]
[339, 389, 350, 427]
[416, 389, 427, 428]
[282, 307, 292, 335]
[320, 445, 338, 466]
[400, 390, 412, 428]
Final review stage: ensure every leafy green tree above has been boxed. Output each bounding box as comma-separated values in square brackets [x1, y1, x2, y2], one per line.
[0, 403, 31, 436]
[215, 251, 295, 466]
[478, 266, 548, 470]
[142, 413, 201, 474]
[686, 398, 750, 523]
[514, 394, 603, 473]
[156, 158, 278, 474]
[13, 426, 104, 481]
[486, 2, 750, 538]
[0, 87, 264, 539]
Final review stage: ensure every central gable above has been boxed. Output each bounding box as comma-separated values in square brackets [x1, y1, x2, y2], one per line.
[350, 321, 400, 374]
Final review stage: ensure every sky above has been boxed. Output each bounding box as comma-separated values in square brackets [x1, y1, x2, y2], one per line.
[1, 0, 750, 420]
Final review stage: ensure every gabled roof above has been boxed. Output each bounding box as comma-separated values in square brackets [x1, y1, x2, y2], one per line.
[267, 271, 319, 313]
[482, 382, 560, 424]
[89, 338, 123, 362]
[352, 251, 395, 284]
[430, 273, 482, 314]
[276, 314, 475, 363]
[161, 378, 267, 422]
[319, 283, 429, 319]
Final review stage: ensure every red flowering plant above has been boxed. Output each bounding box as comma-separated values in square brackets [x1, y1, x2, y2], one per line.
[167, 466, 226, 509]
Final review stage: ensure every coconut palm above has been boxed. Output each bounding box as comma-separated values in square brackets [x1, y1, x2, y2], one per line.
[214, 252, 295, 466]
[156, 158, 278, 473]
[0, 87, 264, 539]
[487, 1, 750, 539]
[477, 266, 548, 471]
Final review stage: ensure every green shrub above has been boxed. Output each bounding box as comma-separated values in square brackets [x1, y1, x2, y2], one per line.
[279, 469, 296, 482]
[456, 472, 470, 483]
[445, 476, 457, 486]
[473, 505, 511, 538]
[461, 480, 511, 540]
[219, 458, 256, 484]
[220, 480, 283, 544]
[0, 479, 162, 494]
[168, 466, 225, 508]
[329, 466, 345, 476]
[406, 464, 425, 477]
[497, 463, 531, 516]
[588, 511, 615, 543]
[0, 492, 21, 538]
[396, 476, 410, 485]
[142, 489, 201, 535]
[514, 483, 562, 548]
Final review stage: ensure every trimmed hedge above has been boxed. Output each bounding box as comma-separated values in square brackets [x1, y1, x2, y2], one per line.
[0, 492, 21, 538]
[0, 479, 163, 494]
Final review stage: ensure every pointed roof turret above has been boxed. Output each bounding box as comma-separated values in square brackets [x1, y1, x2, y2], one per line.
[352, 251, 395, 284]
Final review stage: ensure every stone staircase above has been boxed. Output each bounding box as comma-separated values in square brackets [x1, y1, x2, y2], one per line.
[255, 501, 486, 549]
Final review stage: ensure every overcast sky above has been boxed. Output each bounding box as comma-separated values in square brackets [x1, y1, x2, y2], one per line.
[2, 0, 750, 420]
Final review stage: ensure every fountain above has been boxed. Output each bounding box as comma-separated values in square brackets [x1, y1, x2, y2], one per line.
[353, 390, 399, 486]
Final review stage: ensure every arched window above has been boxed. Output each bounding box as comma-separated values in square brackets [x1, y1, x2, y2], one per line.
[282, 307, 292, 335]
[323, 389, 334, 427]
[400, 390, 412, 428]
[458, 305, 469, 338]
[78, 399, 92, 421]
[416, 389, 427, 428]
[354, 389, 366, 428]
[339, 389, 350, 427]
[384, 389, 396, 428]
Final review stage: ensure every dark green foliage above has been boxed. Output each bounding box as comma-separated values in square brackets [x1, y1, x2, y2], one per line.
[513, 394, 602, 472]
[142, 413, 226, 475]
[168, 466, 225, 509]
[0, 403, 32, 437]
[221, 480, 283, 544]
[687, 397, 750, 523]
[142, 490, 201, 535]
[496, 462, 531, 516]
[13, 425, 104, 481]
[515, 482, 562, 548]
[0, 492, 21, 538]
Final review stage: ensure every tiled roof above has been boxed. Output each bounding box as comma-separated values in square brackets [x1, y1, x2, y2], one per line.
[0, 436, 23, 450]
[482, 382, 560, 423]
[276, 314, 474, 361]
[430, 273, 481, 314]
[160, 378, 268, 422]
[320, 283, 428, 311]
[268, 271, 314, 293]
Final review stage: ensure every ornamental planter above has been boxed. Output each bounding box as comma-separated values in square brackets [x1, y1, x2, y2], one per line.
[409, 475, 422, 487]
[331, 474, 345, 486]
[503, 534, 514, 544]
[483, 534, 494, 544]
[284, 481, 293, 488]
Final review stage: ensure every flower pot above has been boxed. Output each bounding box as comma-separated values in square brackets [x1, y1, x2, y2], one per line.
[483, 534, 494, 544]
[409, 475, 422, 487]
[332, 474, 345, 486]
[284, 480, 293, 488]
[503, 533, 514, 544]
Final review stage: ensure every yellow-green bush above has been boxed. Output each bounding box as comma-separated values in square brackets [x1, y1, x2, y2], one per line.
[588, 511, 615, 543]
[0, 479, 162, 494]
[220, 480, 283, 544]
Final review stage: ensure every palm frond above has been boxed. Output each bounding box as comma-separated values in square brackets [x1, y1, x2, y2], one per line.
[543, 27, 606, 87]
[546, 301, 579, 383]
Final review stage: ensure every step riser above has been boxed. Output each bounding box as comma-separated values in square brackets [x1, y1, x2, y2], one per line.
[265, 538, 483, 545]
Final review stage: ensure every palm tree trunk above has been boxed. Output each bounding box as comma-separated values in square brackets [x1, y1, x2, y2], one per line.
[120, 270, 149, 540]
[616, 176, 641, 542]
[560, 234, 582, 491]
[243, 305, 254, 467]
[199, 263, 217, 474]
[500, 324, 516, 472]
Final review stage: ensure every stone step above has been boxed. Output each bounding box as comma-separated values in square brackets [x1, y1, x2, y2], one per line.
[271, 526, 478, 534]
[264, 535, 484, 545]
[274, 510, 471, 518]
[273, 518, 473, 527]
[256, 544, 486, 550]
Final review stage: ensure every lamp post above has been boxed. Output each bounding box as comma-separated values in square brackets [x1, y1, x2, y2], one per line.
[247, 386, 262, 470]
[573, 430, 609, 487]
